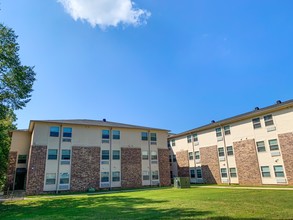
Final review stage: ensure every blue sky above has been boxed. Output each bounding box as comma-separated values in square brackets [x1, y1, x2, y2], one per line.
[0, 0, 292, 133]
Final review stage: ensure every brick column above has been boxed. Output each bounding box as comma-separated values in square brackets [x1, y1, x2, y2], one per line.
[234, 139, 262, 185]
[71, 146, 100, 191]
[176, 150, 190, 177]
[5, 151, 17, 191]
[158, 149, 171, 186]
[200, 145, 221, 184]
[26, 146, 47, 195]
[278, 132, 293, 185]
[121, 148, 142, 188]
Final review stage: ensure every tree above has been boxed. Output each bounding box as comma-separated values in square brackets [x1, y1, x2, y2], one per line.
[0, 23, 36, 190]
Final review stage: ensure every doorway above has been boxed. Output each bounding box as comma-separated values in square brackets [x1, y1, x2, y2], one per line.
[14, 168, 27, 190]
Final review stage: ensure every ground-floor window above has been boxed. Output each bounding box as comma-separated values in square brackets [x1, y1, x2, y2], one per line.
[274, 165, 284, 177]
[190, 169, 196, 178]
[261, 166, 271, 177]
[229, 168, 237, 178]
[46, 173, 56, 185]
[221, 168, 227, 178]
[101, 172, 110, 182]
[152, 171, 159, 180]
[59, 173, 69, 184]
[143, 171, 150, 180]
[112, 171, 120, 182]
[196, 168, 202, 179]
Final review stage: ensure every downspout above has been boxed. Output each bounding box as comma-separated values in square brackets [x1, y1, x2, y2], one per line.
[148, 130, 151, 187]
[109, 128, 112, 190]
[190, 133, 196, 182]
[56, 124, 62, 194]
[220, 124, 231, 185]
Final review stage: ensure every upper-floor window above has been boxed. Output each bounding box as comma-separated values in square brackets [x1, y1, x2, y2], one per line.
[256, 141, 266, 152]
[48, 149, 58, 160]
[264, 114, 274, 127]
[151, 151, 158, 160]
[102, 150, 110, 160]
[50, 126, 59, 137]
[141, 132, 148, 141]
[274, 165, 284, 177]
[142, 151, 148, 160]
[102, 130, 110, 139]
[188, 152, 193, 160]
[187, 135, 192, 143]
[193, 134, 198, 142]
[171, 139, 175, 146]
[112, 130, 120, 140]
[150, 133, 157, 141]
[252, 118, 261, 129]
[218, 147, 224, 157]
[18, 155, 27, 164]
[226, 146, 234, 156]
[61, 150, 71, 160]
[112, 150, 120, 160]
[195, 151, 200, 160]
[63, 127, 72, 138]
[215, 128, 222, 137]
[269, 139, 279, 151]
[169, 155, 172, 163]
[224, 125, 231, 135]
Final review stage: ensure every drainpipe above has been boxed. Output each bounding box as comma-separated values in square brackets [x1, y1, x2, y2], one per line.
[148, 130, 151, 187]
[56, 125, 62, 194]
[190, 133, 196, 182]
[220, 124, 231, 185]
[109, 128, 112, 190]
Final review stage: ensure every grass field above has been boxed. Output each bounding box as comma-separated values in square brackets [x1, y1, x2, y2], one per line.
[1, 186, 293, 219]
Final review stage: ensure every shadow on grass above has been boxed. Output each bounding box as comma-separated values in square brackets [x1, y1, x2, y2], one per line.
[0, 194, 213, 220]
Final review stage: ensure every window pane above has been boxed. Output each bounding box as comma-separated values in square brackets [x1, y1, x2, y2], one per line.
[195, 151, 200, 159]
[261, 166, 271, 177]
[112, 130, 120, 140]
[60, 173, 69, 184]
[61, 150, 71, 160]
[63, 127, 72, 138]
[218, 147, 224, 157]
[112, 150, 120, 160]
[257, 141, 266, 152]
[189, 152, 193, 160]
[101, 172, 109, 182]
[216, 128, 222, 137]
[224, 126, 231, 135]
[151, 151, 157, 160]
[193, 134, 198, 142]
[102, 150, 109, 160]
[264, 115, 274, 126]
[269, 139, 279, 151]
[274, 165, 284, 177]
[18, 155, 27, 164]
[46, 173, 56, 185]
[48, 149, 58, 160]
[142, 151, 148, 160]
[112, 171, 120, 182]
[190, 170, 196, 178]
[102, 130, 110, 139]
[221, 168, 227, 178]
[152, 171, 159, 180]
[50, 126, 59, 137]
[196, 169, 202, 178]
[252, 118, 261, 129]
[141, 132, 148, 141]
[150, 133, 157, 141]
[143, 171, 149, 180]
[187, 135, 192, 143]
[227, 146, 233, 156]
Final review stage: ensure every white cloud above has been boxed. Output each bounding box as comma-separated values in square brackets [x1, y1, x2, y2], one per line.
[57, 0, 151, 29]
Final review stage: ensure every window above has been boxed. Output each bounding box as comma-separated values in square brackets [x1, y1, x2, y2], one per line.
[18, 155, 27, 164]
[190, 169, 196, 178]
[102, 150, 109, 160]
[224, 125, 231, 135]
[61, 150, 71, 160]
[269, 139, 279, 151]
[215, 128, 222, 137]
[169, 155, 172, 163]
[101, 172, 109, 182]
[152, 171, 159, 180]
[227, 146, 234, 156]
[59, 173, 69, 184]
[112, 130, 120, 140]
[218, 147, 224, 157]
[195, 151, 200, 160]
[112, 150, 120, 160]
[48, 149, 58, 160]
[112, 171, 120, 182]
[141, 132, 148, 141]
[261, 166, 271, 177]
[50, 126, 59, 137]
[256, 141, 266, 152]
[221, 168, 227, 178]
[230, 168, 237, 178]
[171, 139, 175, 146]
[151, 151, 158, 160]
[274, 165, 284, 177]
[187, 135, 192, 143]
[143, 171, 149, 180]
[193, 134, 198, 142]
[142, 151, 148, 160]
[264, 114, 274, 127]
[102, 130, 110, 139]
[46, 173, 56, 185]
[189, 152, 193, 160]
[252, 118, 261, 129]
[150, 133, 157, 141]
[172, 155, 177, 162]
[196, 168, 202, 179]
[63, 127, 72, 138]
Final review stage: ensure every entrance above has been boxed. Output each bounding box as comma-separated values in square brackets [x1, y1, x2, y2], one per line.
[14, 168, 27, 190]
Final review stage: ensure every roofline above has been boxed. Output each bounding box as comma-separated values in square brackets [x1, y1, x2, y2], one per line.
[169, 99, 293, 139]
[28, 120, 170, 132]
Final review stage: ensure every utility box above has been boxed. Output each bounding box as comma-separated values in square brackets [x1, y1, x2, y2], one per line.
[174, 177, 190, 188]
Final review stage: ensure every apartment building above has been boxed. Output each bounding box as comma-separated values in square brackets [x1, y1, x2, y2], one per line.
[6, 119, 170, 195]
[169, 100, 293, 186]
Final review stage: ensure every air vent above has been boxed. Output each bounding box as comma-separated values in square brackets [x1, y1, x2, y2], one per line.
[255, 107, 260, 110]
[276, 100, 282, 104]
[211, 120, 215, 123]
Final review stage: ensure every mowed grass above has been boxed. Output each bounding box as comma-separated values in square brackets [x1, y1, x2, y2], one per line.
[1, 187, 293, 219]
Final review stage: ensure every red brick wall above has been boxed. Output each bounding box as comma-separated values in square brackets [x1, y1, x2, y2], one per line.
[26, 146, 47, 195]
[200, 145, 221, 184]
[158, 149, 171, 186]
[176, 150, 190, 177]
[234, 139, 262, 185]
[121, 148, 142, 188]
[71, 146, 100, 191]
[5, 151, 17, 191]
[278, 132, 293, 185]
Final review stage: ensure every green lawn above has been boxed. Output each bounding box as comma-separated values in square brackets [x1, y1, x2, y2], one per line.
[1, 187, 293, 219]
